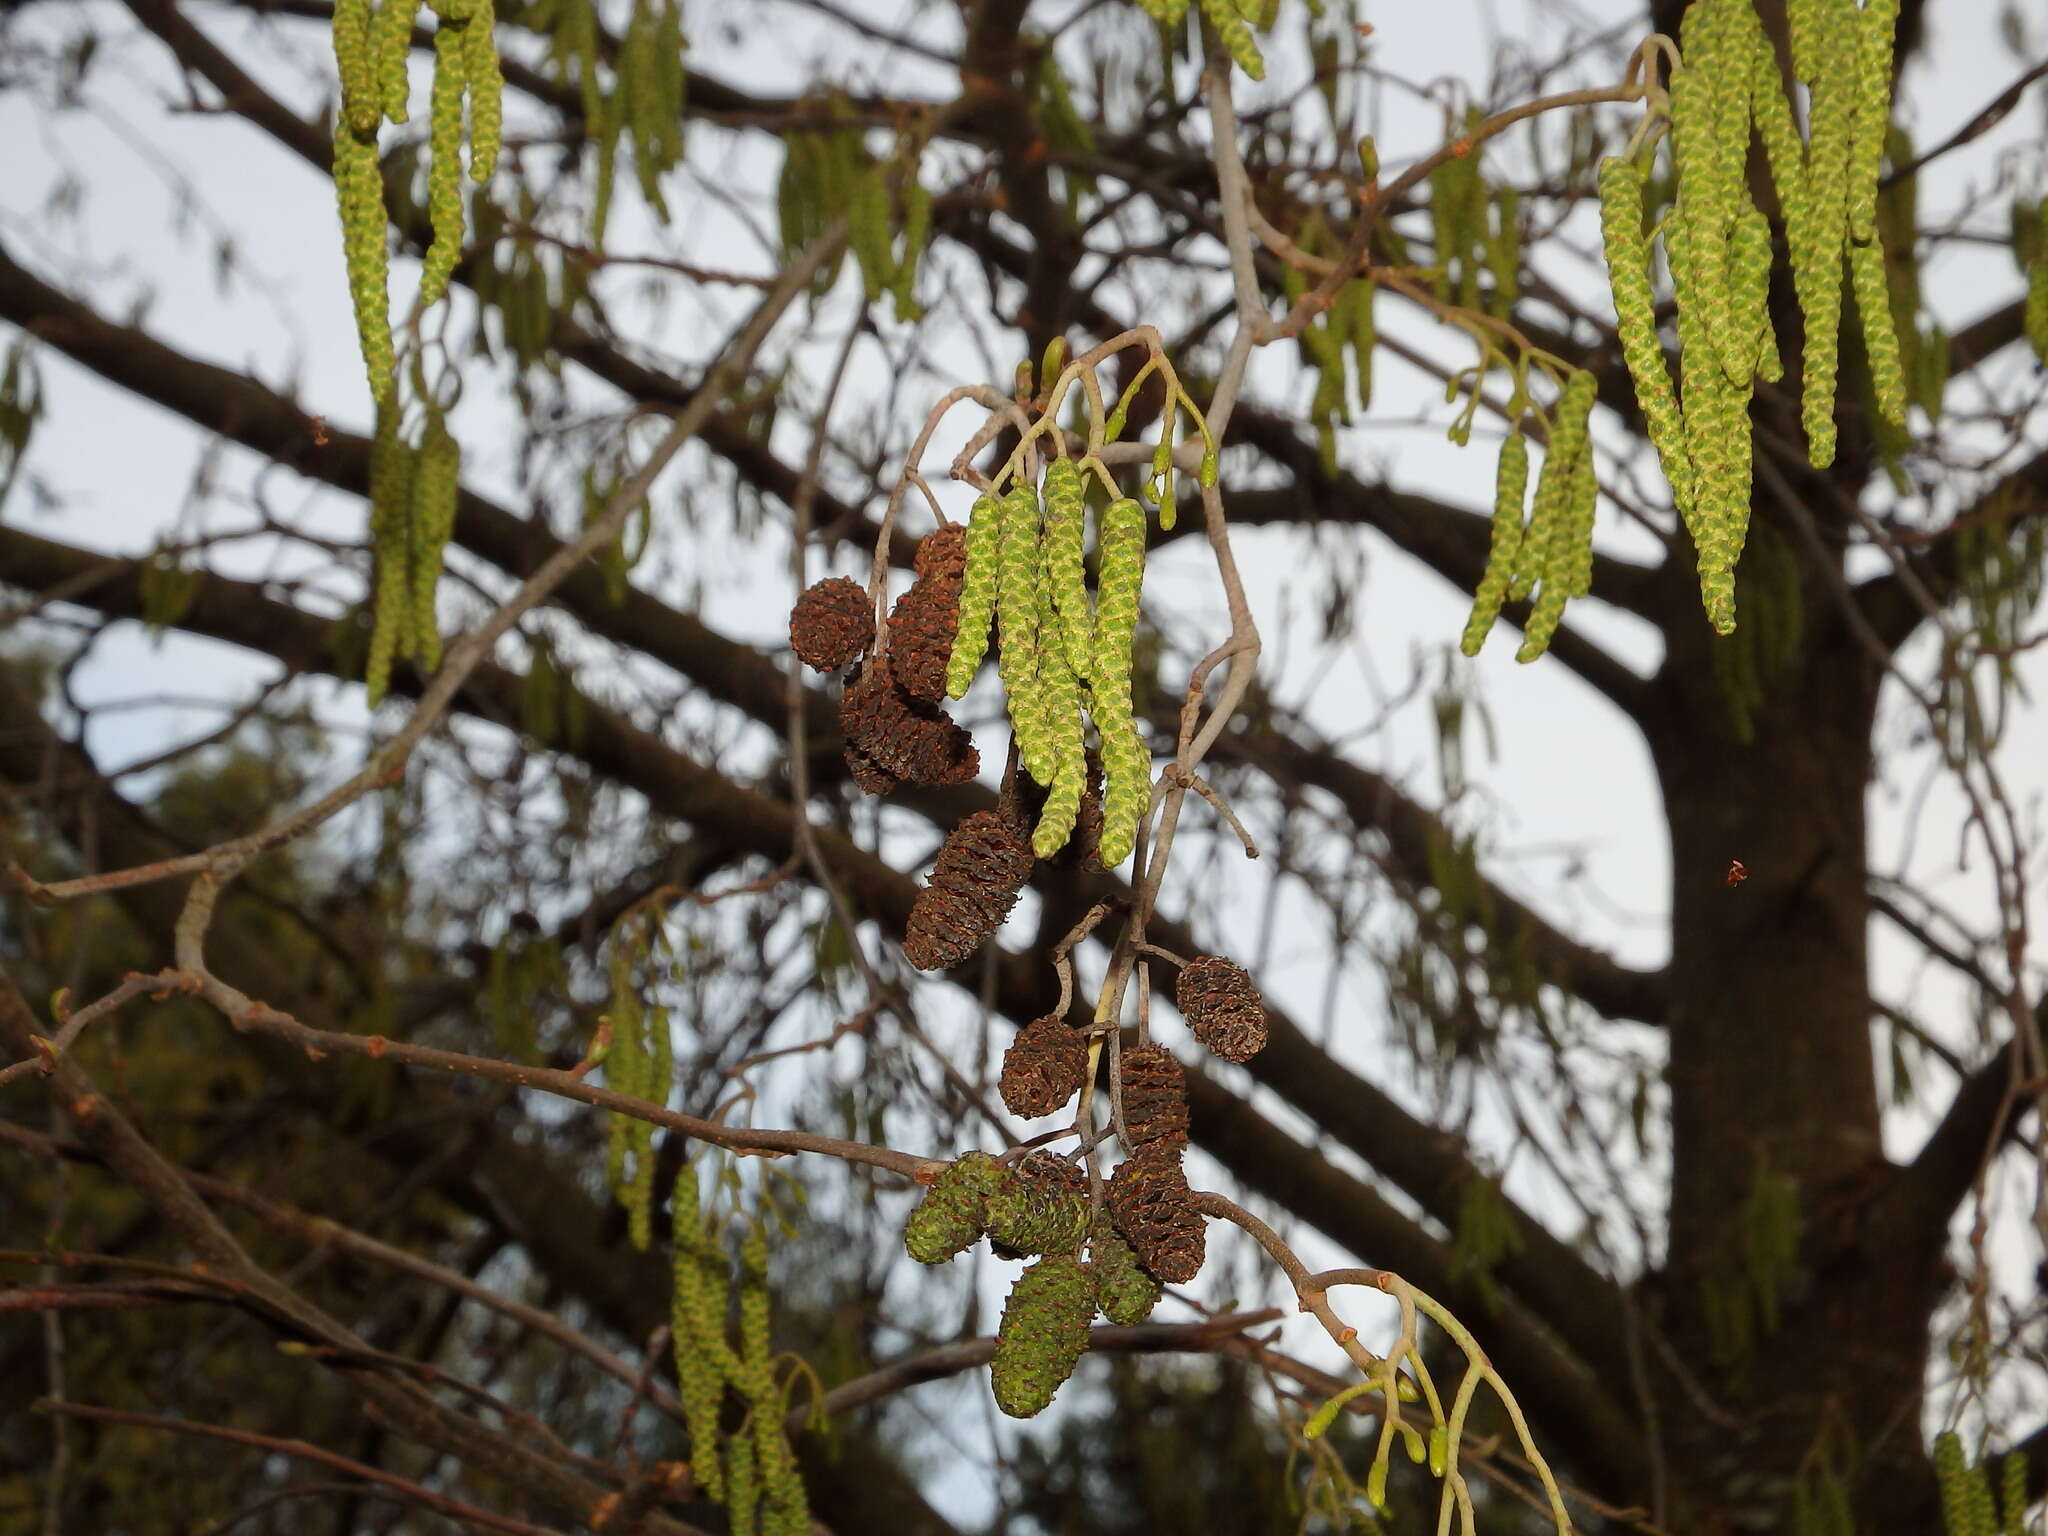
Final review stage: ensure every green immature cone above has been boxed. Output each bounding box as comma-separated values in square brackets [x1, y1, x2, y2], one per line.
[1040, 457, 1093, 681]
[462, 0, 502, 182]
[945, 496, 1002, 698]
[904, 1151, 1012, 1265]
[1598, 157, 1696, 536]
[417, 19, 468, 307]
[996, 482, 1056, 784]
[1459, 430, 1527, 656]
[982, 1154, 1089, 1257]
[1088, 1214, 1162, 1326]
[990, 1255, 1095, 1418]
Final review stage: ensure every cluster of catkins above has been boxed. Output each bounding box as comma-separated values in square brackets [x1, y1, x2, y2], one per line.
[790, 463, 1158, 973]
[332, 0, 503, 401]
[778, 108, 932, 320]
[1458, 370, 1599, 664]
[1596, 0, 1906, 635]
[945, 463, 1152, 868]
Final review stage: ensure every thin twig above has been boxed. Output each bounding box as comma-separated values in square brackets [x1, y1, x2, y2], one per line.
[32, 1403, 573, 1536]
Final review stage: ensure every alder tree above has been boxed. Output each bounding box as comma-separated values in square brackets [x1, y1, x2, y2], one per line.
[1, 0, 2046, 1533]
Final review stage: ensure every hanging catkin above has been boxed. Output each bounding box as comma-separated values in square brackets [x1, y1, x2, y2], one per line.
[369, 0, 420, 123]
[668, 1169, 734, 1502]
[1459, 430, 1528, 656]
[461, 1, 501, 181]
[1031, 586, 1088, 858]
[1088, 496, 1150, 868]
[946, 494, 1003, 697]
[418, 17, 469, 307]
[990, 1256, 1095, 1418]
[996, 482, 1055, 784]
[406, 408, 459, 669]
[332, 116, 392, 401]
[365, 397, 414, 704]
[335, 0, 380, 135]
[1040, 457, 1094, 681]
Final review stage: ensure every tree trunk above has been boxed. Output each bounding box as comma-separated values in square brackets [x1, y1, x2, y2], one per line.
[1642, 581, 1944, 1532]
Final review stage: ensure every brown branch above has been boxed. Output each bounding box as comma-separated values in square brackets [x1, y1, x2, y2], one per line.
[0, 522, 1646, 1475]
[15, 213, 837, 905]
[0, 965, 701, 1535]
[1857, 443, 2048, 652]
[794, 1310, 1284, 1425]
[1877, 1027, 2041, 1259]
[164, 952, 932, 1181]
[30, 1403, 575, 1536]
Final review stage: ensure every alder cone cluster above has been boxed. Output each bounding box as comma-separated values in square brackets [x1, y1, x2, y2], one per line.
[1000, 1015, 1090, 1118]
[1107, 1144, 1205, 1284]
[902, 809, 1034, 970]
[1176, 955, 1269, 1062]
[1118, 1044, 1188, 1152]
[839, 652, 978, 788]
[888, 525, 966, 702]
[788, 576, 873, 672]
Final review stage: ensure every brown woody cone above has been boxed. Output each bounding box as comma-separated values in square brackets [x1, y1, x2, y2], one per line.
[789, 576, 874, 672]
[1176, 955, 1269, 1063]
[902, 810, 1034, 971]
[1000, 1015, 1090, 1118]
[844, 740, 899, 796]
[888, 575, 962, 702]
[1118, 1044, 1188, 1152]
[840, 654, 979, 786]
[912, 522, 968, 582]
[1106, 1144, 1205, 1284]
